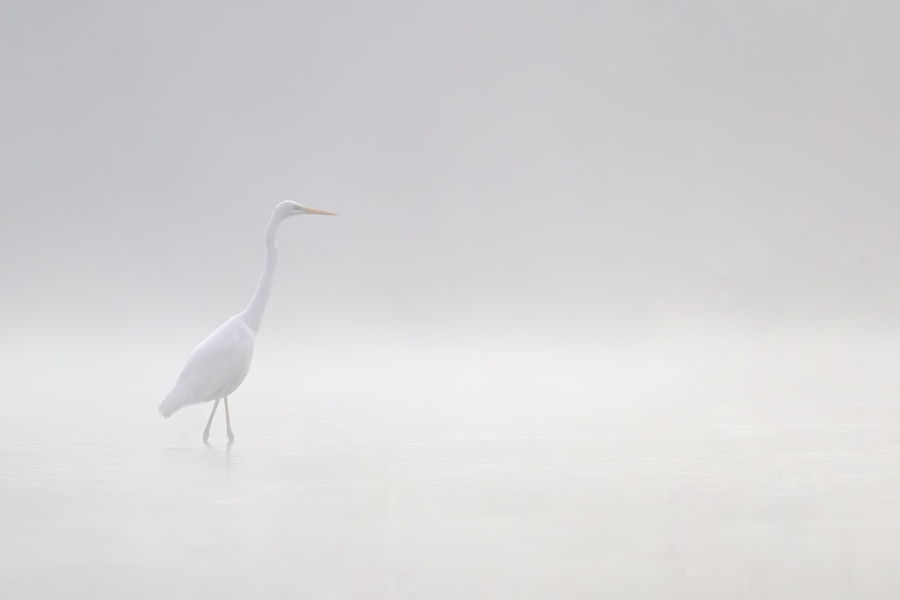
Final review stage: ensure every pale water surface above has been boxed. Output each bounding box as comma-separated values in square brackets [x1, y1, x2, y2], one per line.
[3, 422, 900, 598]
[4, 335, 900, 597]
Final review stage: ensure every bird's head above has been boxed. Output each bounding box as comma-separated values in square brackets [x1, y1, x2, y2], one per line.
[276, 200, 337, 219]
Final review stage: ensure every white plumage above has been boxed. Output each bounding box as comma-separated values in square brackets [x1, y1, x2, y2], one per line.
[158, 201, 335, 442]
[158, 316, 254, 418]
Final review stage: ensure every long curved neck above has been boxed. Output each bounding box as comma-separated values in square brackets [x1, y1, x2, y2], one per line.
[240, 212, 283, 336]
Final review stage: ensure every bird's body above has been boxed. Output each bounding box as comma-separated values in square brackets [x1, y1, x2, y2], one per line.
[158, 201, 334, 442]
[158, 316, 254, 418]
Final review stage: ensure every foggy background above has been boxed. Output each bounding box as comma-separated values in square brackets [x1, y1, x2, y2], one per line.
[3, 0, 899, 334]
[3, 1, 900, 597]
[3, 0, 900, 435]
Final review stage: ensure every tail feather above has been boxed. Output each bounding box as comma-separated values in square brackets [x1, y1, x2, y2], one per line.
[159, 390, 192, 419]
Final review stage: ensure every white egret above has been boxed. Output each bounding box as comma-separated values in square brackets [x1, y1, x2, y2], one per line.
[158, 201, 335, 443]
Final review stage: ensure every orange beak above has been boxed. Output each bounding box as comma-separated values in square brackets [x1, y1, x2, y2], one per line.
[302, 206, 337, 216]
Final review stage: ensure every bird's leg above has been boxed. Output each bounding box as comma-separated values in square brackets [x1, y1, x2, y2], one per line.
[224, 396, 235, 443]
[203, 398, 220, 444]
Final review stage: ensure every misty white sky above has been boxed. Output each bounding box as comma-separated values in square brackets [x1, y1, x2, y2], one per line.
[2, 0, 899, 344]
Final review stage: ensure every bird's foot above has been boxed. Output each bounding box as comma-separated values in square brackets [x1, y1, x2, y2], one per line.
[203, 430, 211, 445]
[227, 430, 235, 444]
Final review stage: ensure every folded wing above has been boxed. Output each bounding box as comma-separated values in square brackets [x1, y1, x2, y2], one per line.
[159, 316, 255, 418]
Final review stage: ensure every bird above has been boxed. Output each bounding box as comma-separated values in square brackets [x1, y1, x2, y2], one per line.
[158, 201, 335, 443]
